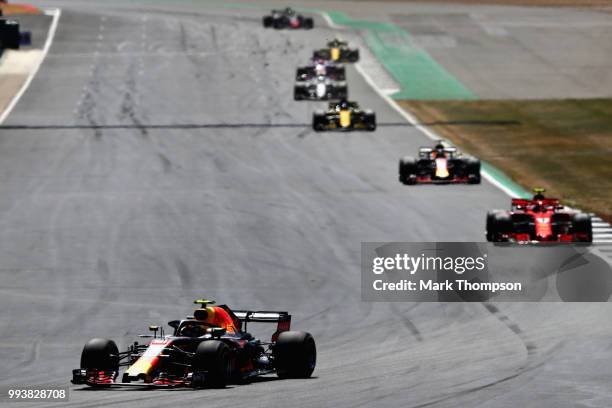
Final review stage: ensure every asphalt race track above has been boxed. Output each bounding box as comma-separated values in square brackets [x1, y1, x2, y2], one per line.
[1, 1, 612, 407]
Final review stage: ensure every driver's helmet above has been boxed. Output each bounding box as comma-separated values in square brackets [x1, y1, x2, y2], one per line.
[317, 75, 326, 82]
[533, 192, 545, 201]
[338, 99, 350, 110]
[434, 143, 445, 157]
[285, 7, 294, 15]
[179, 323, 205, 337]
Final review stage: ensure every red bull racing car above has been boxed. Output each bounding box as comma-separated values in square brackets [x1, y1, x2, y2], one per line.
[486, 188, 593, 243]
[399, 142, 481, 185]
[262, 7, 313, 29]
[312, 100, 376, 131]
[72, 299, 316, 388]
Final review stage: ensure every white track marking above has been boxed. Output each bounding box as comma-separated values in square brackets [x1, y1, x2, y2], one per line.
[0, 8, 61, 124]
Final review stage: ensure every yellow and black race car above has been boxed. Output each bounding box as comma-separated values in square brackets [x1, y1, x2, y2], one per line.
[313, 100, 376, 132]
[313, 39, 359, 63]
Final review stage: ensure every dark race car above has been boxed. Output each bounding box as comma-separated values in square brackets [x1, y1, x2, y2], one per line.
[296, 59, 346, 81]
[486, 188, 593, 243]
[313, 99, 375, 131]
[313, 39, 359, 63]
[262, 7, 313, 29]
[72, 299, 316, 388]
[294, 76, 348, 101]
[399, 142, 481, 185]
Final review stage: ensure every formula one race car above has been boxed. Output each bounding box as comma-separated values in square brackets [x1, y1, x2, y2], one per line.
[313, 100, 376, 131]
[294, 76, 348, 101]
[486, 188, 593, 243]
[72, 299, 316, 388]
[296, 59, 346, 81]
[399, 142, 481, 185]
[0, 17, 31, 50]
[262, 7, 313, 29]
[313, 39, 359, 63]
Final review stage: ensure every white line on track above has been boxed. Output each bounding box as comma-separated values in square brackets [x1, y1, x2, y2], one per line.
[0, 8, 62, 124]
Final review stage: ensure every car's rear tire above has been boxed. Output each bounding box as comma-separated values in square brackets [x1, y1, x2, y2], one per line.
[80, 338, 119, 372]
[312, 111, 326, 132]
[0, 21, 21, 50]
[274, 331, 316, 379]
[365, 111, 376, 131]
[193, 340, 230, 388]
[572, 213, 593, 242]
[399, 157, 417, 185]
[303, 17, 314, 29]
[466, 158, 481, 184]
[487, 211, 512, 242]
[262, 16, 273, 28]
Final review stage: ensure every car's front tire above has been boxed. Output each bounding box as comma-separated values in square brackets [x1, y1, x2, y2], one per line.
[80, 338, 119, 376]
[193, 340, 230, 388]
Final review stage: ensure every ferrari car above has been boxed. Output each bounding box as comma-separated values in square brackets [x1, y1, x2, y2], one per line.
[72, 299, 316, 388]
[486, 188, 592, 243]
[296, 59, 346, 81]
[398, 142, 481, 185]
[262, 7, 313, 29]
[294, 76, 348, 101]
[313, 39, 359, 63]
[312, 100, 376, 131]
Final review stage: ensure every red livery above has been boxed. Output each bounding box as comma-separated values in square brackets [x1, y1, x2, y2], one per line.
[486, 188, 592, 243]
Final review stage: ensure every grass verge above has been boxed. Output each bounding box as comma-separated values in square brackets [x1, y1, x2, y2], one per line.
[398, 99, 612, 222]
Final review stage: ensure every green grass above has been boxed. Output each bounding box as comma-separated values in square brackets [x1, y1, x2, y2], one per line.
[399, 99, 612, 221]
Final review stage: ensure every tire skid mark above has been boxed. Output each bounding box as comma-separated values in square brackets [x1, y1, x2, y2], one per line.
[482, 302, 537, 356]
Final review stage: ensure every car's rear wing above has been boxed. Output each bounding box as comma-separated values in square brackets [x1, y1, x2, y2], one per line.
[232, 310, 291, 342]
[512, 198, 560, 208]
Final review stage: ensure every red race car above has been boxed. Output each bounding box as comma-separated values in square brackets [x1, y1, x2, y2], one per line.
[486, 188, 592, 243]
[72, 299, 316, 388]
